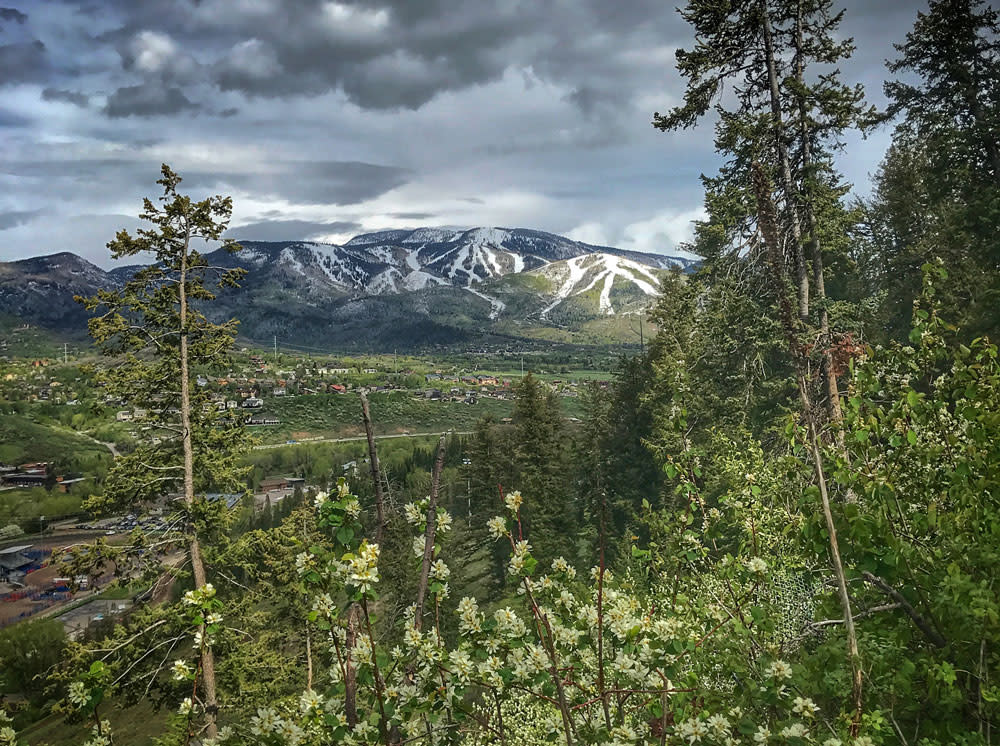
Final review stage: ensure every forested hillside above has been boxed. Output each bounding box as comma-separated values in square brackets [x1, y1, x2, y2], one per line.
[2, 1, 999, 746]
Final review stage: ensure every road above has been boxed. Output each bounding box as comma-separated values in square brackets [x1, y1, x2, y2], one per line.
[252, 430, 473, 450]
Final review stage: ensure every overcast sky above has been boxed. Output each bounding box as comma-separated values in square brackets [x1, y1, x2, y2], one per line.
[0, 0, 925, 267]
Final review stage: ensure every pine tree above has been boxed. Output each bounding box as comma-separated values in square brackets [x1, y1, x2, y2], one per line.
[654, 0, 874, 426]
[867, 0, 1000, 337]
[76, 164, 251, 738]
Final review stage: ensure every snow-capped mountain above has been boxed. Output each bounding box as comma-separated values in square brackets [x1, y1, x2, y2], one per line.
[0, 227, 696, 350]
[217, 226, 692, 299]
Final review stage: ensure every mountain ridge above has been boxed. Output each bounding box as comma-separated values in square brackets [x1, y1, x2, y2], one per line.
[0, 226, 696, 350]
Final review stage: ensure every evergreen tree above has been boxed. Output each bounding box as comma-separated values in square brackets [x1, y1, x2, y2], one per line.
[75, 165, 251, 739]
[511, 373, 576, 566]
[866, 0, 1000, 338]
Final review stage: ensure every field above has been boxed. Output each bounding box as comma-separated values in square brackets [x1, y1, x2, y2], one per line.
[256, 390, 587, 443]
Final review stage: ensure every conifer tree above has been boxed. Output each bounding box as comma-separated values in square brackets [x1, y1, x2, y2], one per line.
[76, 164, 251, 739]
[867, 0, 1000, 338]
[654, 0, 873, 425]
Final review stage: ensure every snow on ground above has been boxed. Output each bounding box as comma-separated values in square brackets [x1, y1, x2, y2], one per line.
[466, 287, 507, 320]
[540, 255, 590, 316]
[540, 254, 661, 316]
[403, 270, 445, 291]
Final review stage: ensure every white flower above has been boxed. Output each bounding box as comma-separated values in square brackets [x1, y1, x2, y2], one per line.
[313, 491, 329, 509]
[171, 659, 192, 681]
[792, 696, 818, 716]
[707, 714, 730, 734]
[822, 740, 842, 746]
[746, 556, 768, 574]
[780, 723, 807, 738]
[412, 536, 426, 557]
[250, 707, 281, 735]
[854, 738, 874, 746]
[343, 498, 361, 518]
[178, 698, 194, 716]
[766, 659, 793, 680]
[754, 726, 770, 743]
[300, 689, 323, 713]
[430, 559, 451, 581]
[68, 681, 88, 707]
[436, 510, 453, 533]
[206, 612, 223, 625]
[403, 502, 423, 524]
[677, 717, 707, 744]
[487, 516, 507, 539]
[504, 490, 523, 513]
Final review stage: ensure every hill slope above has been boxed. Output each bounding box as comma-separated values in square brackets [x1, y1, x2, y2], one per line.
[0, 227, 694, 350]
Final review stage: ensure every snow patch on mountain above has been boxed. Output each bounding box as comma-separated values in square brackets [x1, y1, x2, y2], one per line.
[539, 253, 662, 316]
[466, 287, 506, 320]
[403, 270, 445, 291]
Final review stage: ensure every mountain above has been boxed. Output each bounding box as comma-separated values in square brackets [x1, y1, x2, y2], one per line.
[0, 227, 695, 350]
[0, 252, 109, 333]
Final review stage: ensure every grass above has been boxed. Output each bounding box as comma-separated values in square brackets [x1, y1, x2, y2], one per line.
[19, 700, 168, 746]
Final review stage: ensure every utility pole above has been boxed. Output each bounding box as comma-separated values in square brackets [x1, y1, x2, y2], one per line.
[639, 315, 644, 355]
[273, 335, 278, 366]
[63, 343, 68, 364]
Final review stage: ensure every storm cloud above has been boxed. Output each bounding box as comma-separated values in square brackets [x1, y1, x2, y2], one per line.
[0, 0, 930, 267]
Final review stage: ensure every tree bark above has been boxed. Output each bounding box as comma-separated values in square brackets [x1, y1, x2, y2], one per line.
[761, 0, 810, 321]
[360, 393, 387, 546]
[793, 0, 844, 434]
[752, 162, 863, 734]
[413, 435, 447, 631]
[179, 228, 219, 738]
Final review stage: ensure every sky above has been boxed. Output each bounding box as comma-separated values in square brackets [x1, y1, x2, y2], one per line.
[0, 0, 925, 267]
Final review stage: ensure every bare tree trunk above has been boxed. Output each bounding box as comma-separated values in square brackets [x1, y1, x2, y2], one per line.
[761, 0, 809, 321]
[414, 435, 447, 631]
[179, 231, 219, 739]
[794, 0, 844, 434]
[343, 604, 361, 727]
[752, 163, 862, 733]
[360, 393, 387, 545]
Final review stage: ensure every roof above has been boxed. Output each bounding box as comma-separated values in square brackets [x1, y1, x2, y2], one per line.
[0, 545, 31, 555]
[0, 553, 32, 570]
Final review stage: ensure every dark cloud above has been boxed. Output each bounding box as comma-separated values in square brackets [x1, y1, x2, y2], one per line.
[390, 212, 436, 220]
[42, 87, 90, 106]
[0, 39, 47, 85]
[0, 209, 42, 230]
[4, 157, 410, 208]
[0, 7, 27, 23]
[104, 84, 198, 118]
[226, 219, 362, 241]
[185, 161, 411, 205]
[0, 0, 935, 266]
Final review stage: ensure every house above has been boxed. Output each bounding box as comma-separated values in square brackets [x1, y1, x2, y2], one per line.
[424, 389, 442, 400]
[245, 416, 280, 426]
[362, 368, 377, 374]
[259, 476, 306, 492]
[204, 493, 243, 509]
[2, 472, 47, 488]
[273, 387, 286, 396]
[330, 384, 346, 393]
[0, 545, 34, 583]
[54, 476, 86, 493]
[242, 397, 264, 409]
